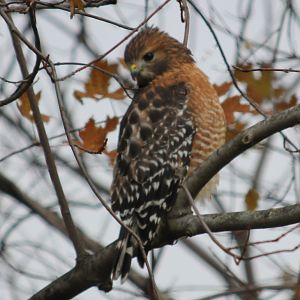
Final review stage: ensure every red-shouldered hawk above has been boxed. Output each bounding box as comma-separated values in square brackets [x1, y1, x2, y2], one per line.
[111, 27, 226, 281]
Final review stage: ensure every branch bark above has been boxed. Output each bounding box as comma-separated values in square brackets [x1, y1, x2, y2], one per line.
[28, 202, 300, 300]
[29, 104, 300, 299]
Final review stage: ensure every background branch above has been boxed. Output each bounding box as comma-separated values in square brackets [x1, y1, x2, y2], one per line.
[3, 0, 85, 258]
[30, 103, 300, 299]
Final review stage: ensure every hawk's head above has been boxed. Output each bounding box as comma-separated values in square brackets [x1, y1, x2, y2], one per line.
[124, 27, 194, 87]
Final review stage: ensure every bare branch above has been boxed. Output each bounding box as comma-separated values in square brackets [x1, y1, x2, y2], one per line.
[177, 0, 190, 47]
[2, 1, 85, 258]
[29, 103, 300, 299]
[0, 5, 42, 106]
[57, 0, 173, 81]
[28, 201, 300, 299]
[233, 65, 300, 73]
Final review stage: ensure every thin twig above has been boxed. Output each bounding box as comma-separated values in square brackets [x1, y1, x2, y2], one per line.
[199, 284, 295, 300]
[233, 65, 300, 73]
[3, 0, 116, 13]
[242, 243, 300, 261]
[53, 61, 134, 99]
[182, 239, 245, 288]
[0, 6, 46, 59]
[177, 0, 190, 47]
[0, 141, 40, 163]
[0, 115, 124, 163]
[182, 184, 242, 264]
[3, 0, 85, 258]
[271, 2, 289, 63]
[188, 1, 264, 115]
[178, 185, 300, 265]
[0, 6, 43, 106]
[182, 182, 300, 266]
[228, 223, 300, 250]
[40, 5, 134, 30]
[57, 0, 172, 81]
[235, 0, 253, 61]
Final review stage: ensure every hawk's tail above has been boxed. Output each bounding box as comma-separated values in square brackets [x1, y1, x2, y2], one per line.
[112, 227, 133, 282]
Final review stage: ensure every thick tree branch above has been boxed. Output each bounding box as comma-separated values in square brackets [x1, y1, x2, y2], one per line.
[160, 204, 300, 246]
[30, 104, 300, 299]
[29, 202, 300, 300]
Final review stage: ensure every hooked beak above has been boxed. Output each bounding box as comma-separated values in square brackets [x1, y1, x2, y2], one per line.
[130, 63, 140, 80]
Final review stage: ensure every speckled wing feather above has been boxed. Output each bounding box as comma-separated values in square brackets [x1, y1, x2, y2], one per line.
[111, 81, 195, 280]
[112, 82, 195, 241]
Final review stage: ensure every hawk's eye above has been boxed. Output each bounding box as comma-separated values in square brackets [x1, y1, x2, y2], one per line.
[143, 52, 154, 62]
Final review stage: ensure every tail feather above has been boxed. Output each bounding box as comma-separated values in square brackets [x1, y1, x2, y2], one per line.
[112, 228, 133, 282]
[120, 244, 133, 283]
[112, 227, 150, 282]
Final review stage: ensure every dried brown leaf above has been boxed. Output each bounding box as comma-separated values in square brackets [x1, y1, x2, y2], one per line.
[234, 64, 285, 103]
[73, 117, 118, 154]
[274, 94, 298, 112]
[222, 95, 251, 124]
[74, 60, 126, 102]
[17, 91, 50, 123]
[70, 0, 85, 19]
[245, 188, 259, 211]
[213, 81, 232, 97]
[294, 284, 300, 300]
[226, 122, 246, 142]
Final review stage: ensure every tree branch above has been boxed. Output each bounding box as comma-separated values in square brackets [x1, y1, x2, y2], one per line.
[29, 202, 300, 299]
[3, 1, 85, 258]
[0, 4, 42, 106]
[30, 104, 300, 299]
[0, 171, 172, 299]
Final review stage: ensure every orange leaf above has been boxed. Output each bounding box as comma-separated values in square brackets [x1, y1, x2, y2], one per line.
[107, 87, 126, 100]
[74, 60, 126, 102]
[294, 284, 300, 300]
[213, 81, 232, 97]
[17, 91, 50, 123]
[234, 63, 253, 82]
[70, 0, 85, 19]
[245, 188, 259, 211]
[234, 64, 284, 103]
[73, 117, 118, 154]
[274, 94, 298, 112]
[105, 116, 119, 131]
[222, 95, 251, 124]
[226, 122, 246, 142]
